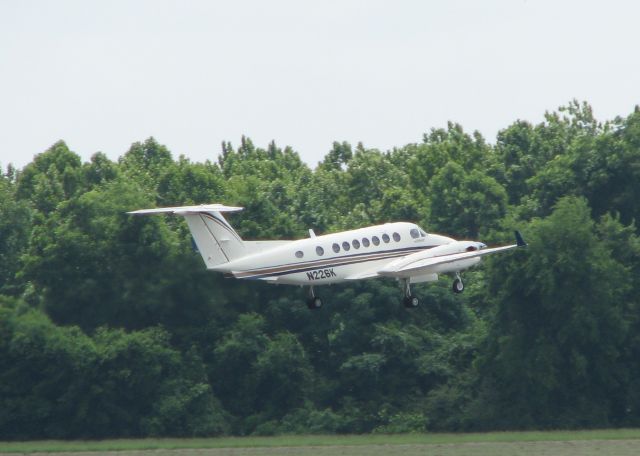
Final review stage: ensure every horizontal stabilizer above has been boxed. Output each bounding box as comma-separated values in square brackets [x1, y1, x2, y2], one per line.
[127, 204, 243, 215]
[127, 203, 245, 268]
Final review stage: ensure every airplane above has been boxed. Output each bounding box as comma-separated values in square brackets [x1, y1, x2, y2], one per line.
[128, 204, 526, 309]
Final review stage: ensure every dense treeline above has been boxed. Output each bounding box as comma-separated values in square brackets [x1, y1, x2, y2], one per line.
[1, 101, 640, 438]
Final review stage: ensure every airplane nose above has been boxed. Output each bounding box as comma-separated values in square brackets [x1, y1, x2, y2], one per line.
[479, 243, 487, 249]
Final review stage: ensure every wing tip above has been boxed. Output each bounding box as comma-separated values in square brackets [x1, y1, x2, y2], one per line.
[515, 230, 527, 247]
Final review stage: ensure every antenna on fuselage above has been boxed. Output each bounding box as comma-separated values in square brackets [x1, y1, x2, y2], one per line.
[309, 229, 316, 238]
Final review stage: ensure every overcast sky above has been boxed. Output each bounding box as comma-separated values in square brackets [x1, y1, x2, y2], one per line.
[1, 0, 639, 169]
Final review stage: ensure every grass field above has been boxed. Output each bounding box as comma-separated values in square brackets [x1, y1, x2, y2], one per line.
[2, 429, 640, 455]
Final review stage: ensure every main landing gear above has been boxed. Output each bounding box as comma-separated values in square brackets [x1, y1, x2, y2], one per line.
[306, 286, 323, 310]
[401, 273, 464, 307]
[452, 272, 464, 294]
[401, 279, 419, 308]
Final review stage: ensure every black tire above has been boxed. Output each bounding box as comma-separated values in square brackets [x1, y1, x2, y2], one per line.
[403, 295, 419, 308]
[452, 278, 464, 294]
[307, 297, 323, 310]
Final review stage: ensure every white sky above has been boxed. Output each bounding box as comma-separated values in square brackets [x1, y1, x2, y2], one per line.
[1, 0, 639, 170]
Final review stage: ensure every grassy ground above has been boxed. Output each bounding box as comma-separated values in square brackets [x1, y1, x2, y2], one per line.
[1, 429, 640, 455]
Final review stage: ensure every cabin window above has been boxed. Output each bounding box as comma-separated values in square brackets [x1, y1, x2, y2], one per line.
[352, 239, 360, 249]
[410, 228, 420, 239]
[362, 237, 370, 247]
[316, 246, 324, 256]
[393, 232, 401, 242]
[372, 235, 380, 246]
[342, 241, 351, 251]
[382, 233, 390, 243]
[332, 243, 340, 253]
[466, 246, 477, 252]
[295, 250, 304, 258]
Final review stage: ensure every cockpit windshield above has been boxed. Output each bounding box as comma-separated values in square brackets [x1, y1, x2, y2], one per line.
[410, 226, 428, 238]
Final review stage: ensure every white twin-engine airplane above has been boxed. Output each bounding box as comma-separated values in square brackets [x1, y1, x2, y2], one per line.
[128, 204, 526, 309]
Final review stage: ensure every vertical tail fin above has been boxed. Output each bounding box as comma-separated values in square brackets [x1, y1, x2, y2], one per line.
[128, 204, 245, 268]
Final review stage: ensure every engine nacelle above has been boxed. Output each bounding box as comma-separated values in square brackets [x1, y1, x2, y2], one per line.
[379, 240, 484, 278]
[391, 241, 478, 267]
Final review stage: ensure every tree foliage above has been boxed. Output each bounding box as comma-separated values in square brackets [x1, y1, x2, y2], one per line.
[1, 101, 639, 438]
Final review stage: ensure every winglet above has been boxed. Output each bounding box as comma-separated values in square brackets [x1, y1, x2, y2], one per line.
[515, 230, 527, 247]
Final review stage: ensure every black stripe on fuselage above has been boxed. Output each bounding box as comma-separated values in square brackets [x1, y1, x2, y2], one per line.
[232, 245, 435, 279]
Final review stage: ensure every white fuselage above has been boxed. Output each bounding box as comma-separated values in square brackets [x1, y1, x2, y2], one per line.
[211, 222, 477, 285]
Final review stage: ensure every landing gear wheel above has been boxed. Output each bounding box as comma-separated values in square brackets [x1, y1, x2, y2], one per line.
[452, 278, 464, 294]
[401, 279, 419, 308]
[306, 286, 322, 310]
[307, 296, 323, 310]
[403, 295, 419, 308]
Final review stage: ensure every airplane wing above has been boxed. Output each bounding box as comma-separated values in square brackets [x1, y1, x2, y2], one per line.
[388, 244, 515, 275]
[379, 231, 526, 277]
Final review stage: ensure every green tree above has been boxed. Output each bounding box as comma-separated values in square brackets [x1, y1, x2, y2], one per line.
[15, 141, 83, 215]
[428, 162, 508, 238]
[157, 156, 226, 206]
[82, 152, 119, 189]
[319, 141, 353, 171]
[0, 299, 97, 439]
[210, 313, 268, 424]
[119, 137, 173, 192]
[4, 102, 640, 438]
[93, 326, 228, 437]
[218, 138, 311, 239]
[338, 148, 420, 227]
[20, 177, 182, 330]
[254, 332, 313, 419]
[473, 197, 630, 428]
[0, 301, 228, 439]
[0, 174, 32, 294]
